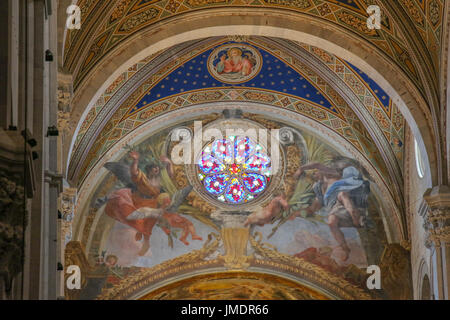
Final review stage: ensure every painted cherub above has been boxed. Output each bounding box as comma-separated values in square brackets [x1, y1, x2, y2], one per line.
[157, 193, 203, 246]
[136, 193, 203, 246]
[244, 193, 289, 227]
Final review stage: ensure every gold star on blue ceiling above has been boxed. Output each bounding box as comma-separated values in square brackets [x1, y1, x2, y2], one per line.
[126, 41, 393, 120]
[128, 42, 343, 117]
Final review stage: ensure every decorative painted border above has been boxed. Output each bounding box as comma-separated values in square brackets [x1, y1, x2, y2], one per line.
[69, 37, 404, 189]
[72, 102, 403, 255]
[63, 0, 436, 94]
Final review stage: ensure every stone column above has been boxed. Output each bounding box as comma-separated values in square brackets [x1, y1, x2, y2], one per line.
[0, 2, 8, 129]
[56, 71, 73, 175]
[57, 188, 76, 298]
[423, 185, 450, 300]
[25, 0, 60, 300]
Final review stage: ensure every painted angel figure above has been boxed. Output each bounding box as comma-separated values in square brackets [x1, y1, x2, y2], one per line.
[290, 160, 370, 261]
[244, 193, 289, 227]
[103, 151, 192, 256]
[153, 193, 203, 246]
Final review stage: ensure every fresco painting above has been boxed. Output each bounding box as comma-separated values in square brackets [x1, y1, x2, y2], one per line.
[140, 272, 331, 300]
[69, 114, 398, 300]
[208, 43, 262, 84]
[95, 128, 219, 269]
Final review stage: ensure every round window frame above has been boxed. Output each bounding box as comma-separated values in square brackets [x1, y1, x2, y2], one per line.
[197, 136, 272, 205]
[185, 117, 286, 211]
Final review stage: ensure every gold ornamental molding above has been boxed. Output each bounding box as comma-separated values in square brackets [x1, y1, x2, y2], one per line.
[139, 271, 331, 300]
[89, 230, 375, 300]
[95, 233, 222, 300]
[249, 232, 374, 300]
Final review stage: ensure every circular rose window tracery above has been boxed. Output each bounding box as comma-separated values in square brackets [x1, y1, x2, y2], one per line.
[197, 136, 271, 204]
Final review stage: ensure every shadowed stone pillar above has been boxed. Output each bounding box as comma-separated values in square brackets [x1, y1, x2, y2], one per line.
[57, 187, 76, 298]
[423, 185, 450, 300]
[56, 71, 72, 176]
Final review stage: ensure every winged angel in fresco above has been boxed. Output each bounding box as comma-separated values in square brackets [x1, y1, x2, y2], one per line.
[103, 149, 202, 257]
[288, 159, 371, 261]
[244, 134, 372, 262]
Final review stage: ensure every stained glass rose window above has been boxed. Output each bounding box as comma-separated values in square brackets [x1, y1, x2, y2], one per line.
[197, 136, 271, 204]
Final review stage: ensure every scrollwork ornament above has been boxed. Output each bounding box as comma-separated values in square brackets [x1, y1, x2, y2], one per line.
[279, 127, 309, 164]
[279, 127, 295, 146]
[172, 127, 193, 142]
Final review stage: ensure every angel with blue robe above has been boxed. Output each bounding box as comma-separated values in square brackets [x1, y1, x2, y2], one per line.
[291, 162, 370, 261]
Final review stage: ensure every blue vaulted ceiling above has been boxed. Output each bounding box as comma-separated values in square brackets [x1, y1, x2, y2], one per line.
[127, 41, 341, 117]
[127, 40, 393, 120]
[345, 61, 392, 115]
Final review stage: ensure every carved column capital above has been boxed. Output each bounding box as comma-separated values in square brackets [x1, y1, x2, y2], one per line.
[423, 186, 450, 247]
[57, 111, 71, 132]
[0, 170, 26, 292]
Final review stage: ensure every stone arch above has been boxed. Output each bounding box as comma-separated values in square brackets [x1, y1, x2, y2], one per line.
[130, 271, 344, 300]
[67, 36, 405, 216]
[62, 8, 438, 186]
[72, 102, 404, 253]
[421, 274, 432, 300]
[443, 7, 450, 184]
[416, 258, 432, 300]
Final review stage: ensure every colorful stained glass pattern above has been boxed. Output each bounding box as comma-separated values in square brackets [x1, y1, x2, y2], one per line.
[198, 137, 271, 204]
[225, 178, 247, 203]
[235, 137, 255, 162]
[198, 154, 226, 174]
[211, 139, 234, 162]
[204, 174, 229, 195]
[242, 173, 267, 194]
[244, 153, 271, 174]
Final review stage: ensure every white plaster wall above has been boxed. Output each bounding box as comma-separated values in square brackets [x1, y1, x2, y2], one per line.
[406, 128, 434, 299]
